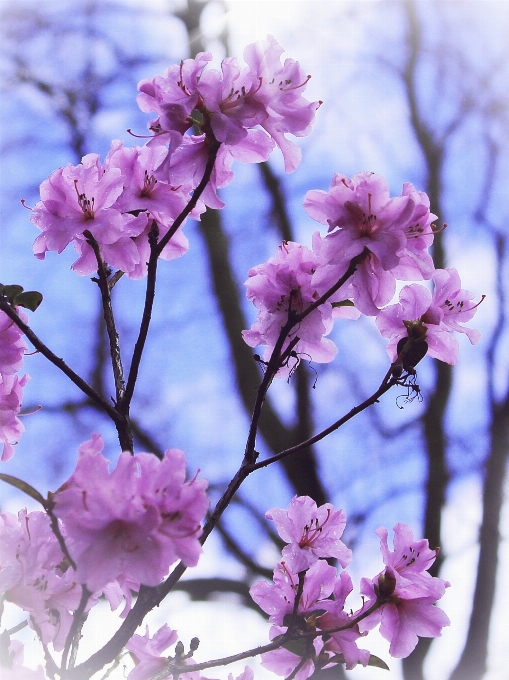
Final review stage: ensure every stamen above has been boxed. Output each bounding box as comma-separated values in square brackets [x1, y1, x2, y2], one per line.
[298, 509, 331, 548]
[407, 222, 447, 239]
[141, 170, 158, 197]
[127, 128, 160, 139]
[73, 180, 95, 220]
[279, 75, 311, 92]
[454, 294, 486, 314]
[18, 405, 42, 417]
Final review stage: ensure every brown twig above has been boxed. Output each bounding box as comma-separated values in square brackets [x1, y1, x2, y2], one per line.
[0, 300, 120, 424]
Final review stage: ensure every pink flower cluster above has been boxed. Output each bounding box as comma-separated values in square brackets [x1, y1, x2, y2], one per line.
[243, 172, 480, 374]
[138, 35, 319, 195]
[358, 525, 450, 658]
[376, 268, 482, 366]
[243, 243, 351, 377]
[249, 496, 450, 677]
[0, 510, 81, 651]
[126, 625, 253, 680]
[30, 144, 191, 277]
[53, 434, 209, 592]
[0, 309, 29, 461]
[0, 436, 209, 669]
[305, 172, 436, 316]
[30, 37, 318, 276]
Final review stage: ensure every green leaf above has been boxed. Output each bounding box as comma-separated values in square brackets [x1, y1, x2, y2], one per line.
[331, 300, 355, 308]
[367, 654, 390, 670]
[0, 285, 43, 311]
[14, 291, 43, 311]
[0, 474, 47, 509]
[2, 285, 24, 302]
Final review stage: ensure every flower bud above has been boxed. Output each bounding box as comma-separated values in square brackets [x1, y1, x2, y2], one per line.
[376, 569, 397, 600]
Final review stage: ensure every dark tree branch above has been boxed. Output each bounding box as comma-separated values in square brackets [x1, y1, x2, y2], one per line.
[122, 140, 221, 415]
[0, 300, 120, 424]
[84, 231, 132, 452]
[253, 370, 401, 471]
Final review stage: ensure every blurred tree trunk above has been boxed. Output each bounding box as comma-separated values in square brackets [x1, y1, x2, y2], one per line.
[399, 3, 508, 680]
[449, 222, 509, 680]
[400, 1, 451, 677]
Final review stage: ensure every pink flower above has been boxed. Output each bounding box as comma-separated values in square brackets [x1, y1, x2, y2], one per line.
[242, 35, 320, 172]
[305, 173, 436, 315]
[358, 572, 450, 658]
[318, 571, 370, 670]
[137, 52, 212, 142]
[193, 56, 265, 145]
[265, 496, 351, 571]
[105, 141, 191, 217]
[138, 37, 319, 177]
[0, 510, 81, 650]
[242, 243, 338, 378]
[31, 153, 147, 275]
[250, 559, 337, 625]
[0, 374, 29, 462]
[137, 37, 318, 209]
[53, 435, 209, 592]
[126, 624, 178, 680]
[104, 140, 193, 278]
[357, 524, 450, 658]
[0, 310, 27, 375]
[376, 269, 482, 366]
[376, 524, 442, 597]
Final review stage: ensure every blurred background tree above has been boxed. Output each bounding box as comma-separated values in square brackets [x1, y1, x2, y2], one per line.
[1, 1, 507, 679]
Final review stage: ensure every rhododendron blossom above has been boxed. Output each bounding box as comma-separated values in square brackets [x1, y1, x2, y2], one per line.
[104, 140, 192, 277]
[0, 510, 81, 650]
[138, 35, 320, 182]
[357, 524, 450, 658]
[358, 571, 450, 658]
[319, 571, 371, 670]
[376, 268, 481, 365]
[0, 309, 27, 375]
[265, 495, 351, 571]
[53, 435, 209, 592]
[126, 624, 179, 680]
[31, 154, 147, 275]
[376, 524, 442, 596]
[0, 373, 29, 462]
[241, 35, 320, 173]
[242, 242, 339, 378]
[305, 172, 436, 315]
[250, 559, 337, 625]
